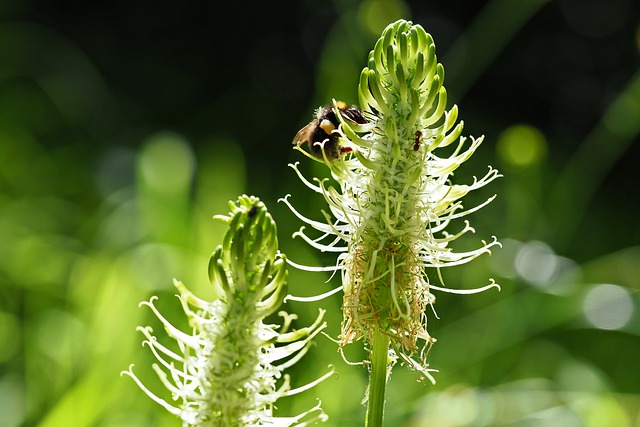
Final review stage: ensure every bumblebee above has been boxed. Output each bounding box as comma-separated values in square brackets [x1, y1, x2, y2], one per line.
[292, 101, 367, 160]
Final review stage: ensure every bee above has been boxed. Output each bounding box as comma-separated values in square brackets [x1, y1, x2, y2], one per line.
[292, 101, 367, 160]
[413, 130, 422, 151]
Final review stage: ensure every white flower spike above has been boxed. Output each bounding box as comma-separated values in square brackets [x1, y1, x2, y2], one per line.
[282, 20, 501, 384]
[123, 195, 332, 426]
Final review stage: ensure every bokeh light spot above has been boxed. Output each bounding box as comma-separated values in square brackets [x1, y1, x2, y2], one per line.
[515, 241, 558, 286]
[34, 309, 87, 366]
[497, 124, 546, 167]
[557, 360, 606, 393]
[358, 0, 409, 37]
[408, 385, 480, 427]
[585, 395, 630, 427]
[583, 284, 634, 330]
[139, 132, 194, 194]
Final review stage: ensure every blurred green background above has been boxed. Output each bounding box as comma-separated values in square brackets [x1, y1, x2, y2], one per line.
[1, 0, 639, 426]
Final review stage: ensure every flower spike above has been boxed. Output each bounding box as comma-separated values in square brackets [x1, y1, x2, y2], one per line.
[284, 19, 501, 385]
[123, 195, 331, 426]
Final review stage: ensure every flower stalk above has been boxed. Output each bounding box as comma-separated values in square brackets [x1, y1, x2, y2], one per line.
[366, 330, 390, 427]
[123, 195, 331, 426]
[283, 19, 501, 425]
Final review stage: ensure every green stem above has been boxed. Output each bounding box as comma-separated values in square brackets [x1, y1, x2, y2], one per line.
[366, 329, 390, 427]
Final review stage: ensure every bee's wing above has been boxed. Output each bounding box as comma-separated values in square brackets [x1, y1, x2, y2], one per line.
[338, 108, 368, 124]
[292, 121, 314, 146]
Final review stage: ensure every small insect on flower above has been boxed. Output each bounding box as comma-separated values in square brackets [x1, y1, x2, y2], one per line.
[292, 101, 368, 160]
[413, 130, 422, 151]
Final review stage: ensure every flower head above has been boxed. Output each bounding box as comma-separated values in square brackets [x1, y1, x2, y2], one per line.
[282, 20, 501, 382]
[123, 195, 331, 426]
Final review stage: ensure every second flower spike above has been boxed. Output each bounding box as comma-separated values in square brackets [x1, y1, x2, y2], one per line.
[124, 195, 331, 427]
